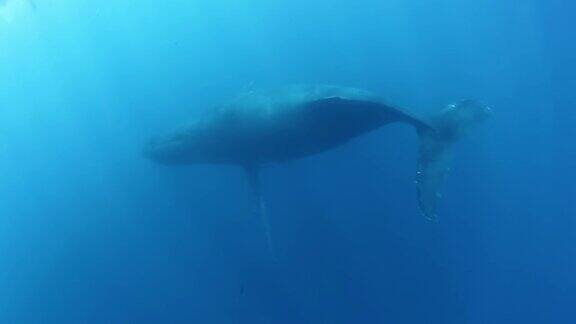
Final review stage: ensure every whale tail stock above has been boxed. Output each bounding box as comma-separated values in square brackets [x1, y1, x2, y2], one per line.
[416, 100, 491, 221]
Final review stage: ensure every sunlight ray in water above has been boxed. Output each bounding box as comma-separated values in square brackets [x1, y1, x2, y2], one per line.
[0, 0, 34, 24]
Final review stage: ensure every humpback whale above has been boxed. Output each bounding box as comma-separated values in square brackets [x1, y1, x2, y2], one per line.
[145, 85, 490, 249]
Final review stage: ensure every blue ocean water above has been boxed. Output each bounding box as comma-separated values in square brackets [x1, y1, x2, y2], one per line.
[0, 0, 574, 323]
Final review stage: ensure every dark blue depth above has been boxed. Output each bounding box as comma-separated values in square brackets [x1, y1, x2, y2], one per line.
[0, 0, 574, 323]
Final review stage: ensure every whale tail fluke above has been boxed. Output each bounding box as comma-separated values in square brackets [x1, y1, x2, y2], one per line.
[416, 100, 491, 221]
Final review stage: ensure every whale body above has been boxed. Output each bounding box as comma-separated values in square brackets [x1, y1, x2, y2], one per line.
[145, 84, 490, 248]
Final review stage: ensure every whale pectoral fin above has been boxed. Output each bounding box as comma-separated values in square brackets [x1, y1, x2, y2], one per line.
[244, 165, 275, 258]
